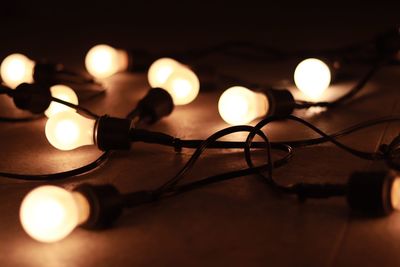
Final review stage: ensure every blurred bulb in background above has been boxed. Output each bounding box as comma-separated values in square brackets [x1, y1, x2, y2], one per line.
[45, 111, 95, 151]
[20, 185, 90, 243]
[147, 58, 183, 88]
[294, 58, 331, 100]
[0, 53, 35, 88]
[85, 44, 129, 79]
[391, 176, 400, 211]
[44, 85, 79, 118]
[218, 86, 269, 125]
[163, 67, 200, 105]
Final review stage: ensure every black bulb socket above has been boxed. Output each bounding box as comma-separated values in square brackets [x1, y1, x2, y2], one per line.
[135, 88, 174, 124]
[260, 88, 295, 118]
[13, 83, 51, 114]
[95, 116, 132, 151]
[347, 171, 396, 216]
[75, 184, 123, 230]
[32, 63, 60, 84]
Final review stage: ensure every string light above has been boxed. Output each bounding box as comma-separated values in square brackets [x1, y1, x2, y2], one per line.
[0, 53, 35, 88]
[218, 86, 295, 125]
[3, 27, 400, 245]
[20, 183, 151, 243]
[147, 58, 200, 105]
[163, 66, 200, 105]
[19, 170, 400, 243]
[218, 86, 269, 125]
[147, 58, 183, 88]
[45, 85, 78, 118]
[45, 111, 96, 151]
[20, 185, 90, 243]
[294, 58, 331, 100]
[85, 44, 129, 79]
[45, 111, 131, 151]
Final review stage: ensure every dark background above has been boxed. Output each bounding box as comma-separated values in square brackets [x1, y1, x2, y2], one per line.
[0, 1, 399, 69]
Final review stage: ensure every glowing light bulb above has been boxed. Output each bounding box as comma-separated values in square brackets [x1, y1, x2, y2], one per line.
[85, 44, 129, 79]
[147, 58, 183, 88]
[218, 86, 269, 125]
[45, 111, 95, 151]
[391, 176, 400, 211]
[20, 185, 90, 243]
[163, 67, 200, 105]
[0, 53, 35, 88]
[44, 85, 79, 118]
[294, 58, 331, 100]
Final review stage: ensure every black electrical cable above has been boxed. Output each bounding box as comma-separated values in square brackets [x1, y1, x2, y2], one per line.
[49, 96, 100, 119]
[152, 125, 292, 198]
[166, 114, 389, 199]
[138, 114, 398, 199]
[0, 84, 100, 122]
[241, 114, 392, 190]
[0, 97, 99, 122]
[246, 115, 384, 162]
[0, 87, 105, 180]
[129, 115, 400, 151]
[276, 116, 400, 148]
[0, 151, 111, 181]
[241, 114, 400, 200]
[171, 142, 296, 197]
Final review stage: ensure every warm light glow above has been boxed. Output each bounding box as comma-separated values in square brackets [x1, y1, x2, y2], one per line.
[391, 176, 400, 211]
[294, 58, 331, 100]
[45, 111, 96, 151]
[0, 53, 35, 88]
[20, 185, 90, 243]
[218, 86, 269, 125]
[85, 44, 129, 79]
[163, 67, 200, 105]
[44, 85, 79, 118]
[147, 58, 183, 88]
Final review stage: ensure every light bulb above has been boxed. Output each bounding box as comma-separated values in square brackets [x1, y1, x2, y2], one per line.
[85, 44, 129, 79]
[163, 67, 200, 105]
[45, 111, 95, 151]
[0, 53, 35, 88]
[391, 176, 400, 211]
[294, 58, 331, 100]
[218, 86, 269, 125]
[44, 85, 79, 118]
[147, 58, 183, 88]
[20, 185, 90, 243]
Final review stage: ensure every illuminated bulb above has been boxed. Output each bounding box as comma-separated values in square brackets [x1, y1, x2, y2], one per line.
[218, 86, 269, 125]
[44, 85, 79, 118]
[163, 67, 200, 105]
[0, 53, 35, 88]
[85, 44, 129, 79]
[391, 176, 400, 211]
[294, 58, 331, 100]
[20, 185, 90, 243]
[45, 111, 95, 151]
[147, 58, 183, 88]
